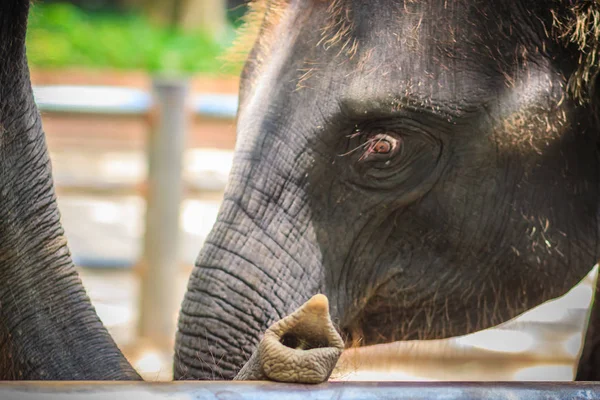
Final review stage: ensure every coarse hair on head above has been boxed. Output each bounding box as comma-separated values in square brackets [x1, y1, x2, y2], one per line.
[553, 0, 600, 105]
[229, 0, 600, 110]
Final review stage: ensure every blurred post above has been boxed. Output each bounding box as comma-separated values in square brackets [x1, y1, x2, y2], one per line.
[138, 78, 189, 348]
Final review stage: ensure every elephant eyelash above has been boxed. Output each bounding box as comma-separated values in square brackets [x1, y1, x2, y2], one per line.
[335, 126, 369, 157]
[357, 136, 394, 162]
[338, 139, 373, 157]
[339, 132, 402, 161]
[346, 128, 363, 139]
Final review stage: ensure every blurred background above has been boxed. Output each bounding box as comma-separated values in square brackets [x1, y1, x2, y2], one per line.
[28, 0, 598, 382]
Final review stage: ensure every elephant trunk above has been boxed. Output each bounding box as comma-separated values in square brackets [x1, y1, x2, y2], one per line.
[0, 0, 140, 380]
[175, 172, 325, 380]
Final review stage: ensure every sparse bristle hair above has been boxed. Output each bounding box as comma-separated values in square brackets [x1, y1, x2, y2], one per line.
[221, 0, 287, 72]
[553, 0, 600, 103]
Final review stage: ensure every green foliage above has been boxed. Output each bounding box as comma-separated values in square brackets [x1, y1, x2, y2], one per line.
[26, 2, 239, 75]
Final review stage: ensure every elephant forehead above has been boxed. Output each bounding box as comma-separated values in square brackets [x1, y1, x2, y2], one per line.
[241, 0, 563, 110]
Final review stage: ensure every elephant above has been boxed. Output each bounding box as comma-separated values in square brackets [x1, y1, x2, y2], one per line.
[1, 0, 600, 383]
[174, 0, 600, 381]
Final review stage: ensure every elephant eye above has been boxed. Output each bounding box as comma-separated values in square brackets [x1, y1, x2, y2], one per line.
[359, 133, 401, 161]
[372, 138, 393, 154]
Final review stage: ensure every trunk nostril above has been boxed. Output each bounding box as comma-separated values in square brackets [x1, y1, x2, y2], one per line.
[280, 332, 302, 349]
[280, 332, 329, 350]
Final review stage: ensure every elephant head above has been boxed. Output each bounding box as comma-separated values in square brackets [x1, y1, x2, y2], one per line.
[175, 0, 600, 380]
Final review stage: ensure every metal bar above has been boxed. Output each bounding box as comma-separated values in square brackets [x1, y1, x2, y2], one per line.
[192, 92, 238, 119]
[138, 78, 189, 347]
[55, 184, 142, 196]
[33, 85, 239, 119]
[0, 382, 597, 400]
[54, 178, 228, 195]
[73, 256, 137, 269]
[33, 85, 152, 115]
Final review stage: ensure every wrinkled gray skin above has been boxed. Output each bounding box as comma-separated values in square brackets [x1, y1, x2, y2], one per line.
[0, 1, 140, 379]
[175, 0, 600, 381]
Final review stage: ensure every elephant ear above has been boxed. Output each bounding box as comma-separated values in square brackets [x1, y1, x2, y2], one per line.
[234, 294, 344, 383]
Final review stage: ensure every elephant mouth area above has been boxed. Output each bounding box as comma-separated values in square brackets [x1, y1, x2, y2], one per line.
[333, 330, 509, 381]
[340, 281, 430, 349]
[332, 338, 452, 381]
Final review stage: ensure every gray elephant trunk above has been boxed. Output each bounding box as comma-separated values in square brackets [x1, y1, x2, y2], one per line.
[175, 173, 324, 380]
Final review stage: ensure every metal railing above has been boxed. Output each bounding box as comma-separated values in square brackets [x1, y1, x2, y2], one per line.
[36, 83, 237, 270]
[33, 84, 239, 118]
[1, 381, 598, 399]
[33, 80, 238, 347]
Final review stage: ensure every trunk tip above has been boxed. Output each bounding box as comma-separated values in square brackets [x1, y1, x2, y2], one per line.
[304, 293, 329, 315]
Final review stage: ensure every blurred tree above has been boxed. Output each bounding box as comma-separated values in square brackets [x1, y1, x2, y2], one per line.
[41, 0, 121, 11]
[42, 1, 249, 29]
[179, 0, 227, 36]
[122, 0, 228, 40]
